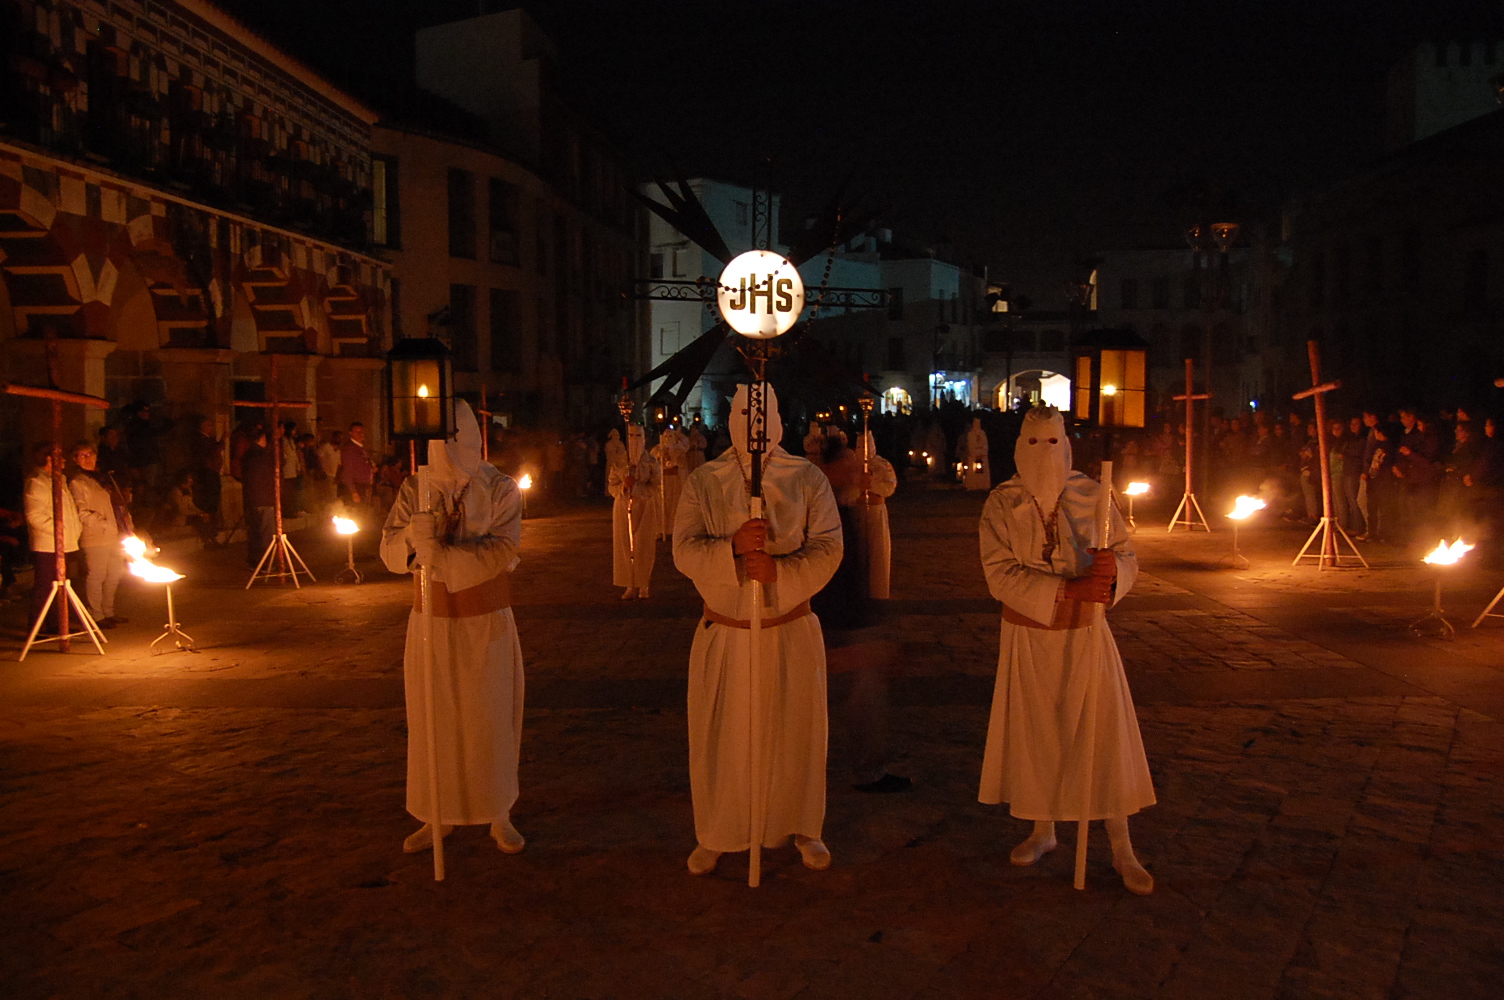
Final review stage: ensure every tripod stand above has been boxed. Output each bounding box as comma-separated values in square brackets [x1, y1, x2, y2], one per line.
[246, 532, 315, 589]
[19, 579, 106, 661]
[149, 582, 197, 654]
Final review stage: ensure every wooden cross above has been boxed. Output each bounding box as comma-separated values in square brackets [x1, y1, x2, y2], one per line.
[7, 333, 112, 657]
[1292, 340, 1367, 569]
[235, 355, 316, 587]
[1167, 357, 1212, 532]
[474, 383, 495, 462]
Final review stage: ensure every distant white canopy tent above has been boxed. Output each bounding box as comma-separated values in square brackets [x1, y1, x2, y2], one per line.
[996, 370, 1072, 412]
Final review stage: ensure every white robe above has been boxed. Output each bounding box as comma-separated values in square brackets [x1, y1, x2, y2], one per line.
[673, 447, 843, 852]
[961, 426, 991, 490]
[977, 471, 1155, 821]
[609, 454, 661, 589]
[685, 429, 708, 472]
[652, 435, 687, 539]
[380, 467, 525, 826]
[856, 453, 898, 599]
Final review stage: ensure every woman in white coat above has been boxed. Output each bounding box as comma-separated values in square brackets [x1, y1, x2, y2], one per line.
[855, 430, 897, 599]
[381, 400, 527, 857]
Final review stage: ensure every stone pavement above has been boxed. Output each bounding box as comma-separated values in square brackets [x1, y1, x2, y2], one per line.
[1, 488, 1502, 999]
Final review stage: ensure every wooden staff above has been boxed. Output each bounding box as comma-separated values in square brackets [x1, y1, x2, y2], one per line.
[617, 387, 637, 574]
[416, 450, 445, 881]
[745, 376, 771, 888]
[1074, 456, 1114, 890]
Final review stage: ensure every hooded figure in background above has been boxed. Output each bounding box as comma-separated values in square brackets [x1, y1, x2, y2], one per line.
[381, 400, 527, 856]
[604, 429, 627, 473]
[855, 430, 898, 599]
[961, 417, 991, 490]
[976, 406, 1154, 894]
[608, 423, 660, 599]
[652, 425, 688, 538]
[673, 383, 843, 876]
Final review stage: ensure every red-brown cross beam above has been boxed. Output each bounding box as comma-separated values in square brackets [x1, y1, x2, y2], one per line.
[1171, 357, 1212, 502]
[3, 380, 111, 653]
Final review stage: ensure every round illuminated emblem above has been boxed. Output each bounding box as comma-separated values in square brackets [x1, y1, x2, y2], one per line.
[716, 250, 805, 338]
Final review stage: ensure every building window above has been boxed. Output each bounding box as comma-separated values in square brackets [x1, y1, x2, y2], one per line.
[888, 287, 904, 320]
[372, 155, 400, 247]
[650, 253, 664, 279]
[449, 283, 477, 372]
[659, 321, 681, 356]
[488, 177, 520, 265]
[1120, 278, 1138, 310]
[1183, 272, 1201, 310]
[735, 201, 748, 226]
[535, 200, 550, 275]
[671, 247, 687, 277]
[1464, 249, 1489, 312]
[489, 288, 520, 373]
[390, 278, 402, 337]
[886, 337, 905, 370]
[1039, 329, 1065, 352]
[448, 169, 476, 259]
[1364, 237, 1383, 297]
[1151, 276, 1170, 309]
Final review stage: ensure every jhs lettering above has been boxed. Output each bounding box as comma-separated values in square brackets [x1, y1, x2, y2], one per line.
[727, 274, 796, 314]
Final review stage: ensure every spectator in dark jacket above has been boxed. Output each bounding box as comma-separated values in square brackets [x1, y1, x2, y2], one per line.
[240, 430, 277, 568]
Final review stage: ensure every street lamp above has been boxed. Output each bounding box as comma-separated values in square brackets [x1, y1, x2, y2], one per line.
[1185, 217, 1240, 495]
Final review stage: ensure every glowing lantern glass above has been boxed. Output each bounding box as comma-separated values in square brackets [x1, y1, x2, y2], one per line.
[1070, 330, 1148, 428]
[716, 250, 805, 338]
[386, 337, 454, 440]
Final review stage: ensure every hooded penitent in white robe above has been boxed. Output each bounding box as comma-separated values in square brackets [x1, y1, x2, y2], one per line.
[685, 424, 708, 471]
[381, 401, 525, 827]
[609, 425, 660, 590]
[978, 406, 1154, 822]
[652, 428, 687, 538]
[674, 385, 843, 852]
[803, 423, 826, 466]
[855, 430, 898, 599]
[604, 429, 627, 474]
[961, 418, 991, 490]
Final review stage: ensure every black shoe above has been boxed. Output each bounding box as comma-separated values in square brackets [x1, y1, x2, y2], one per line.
[854, 773, 912, 794]
[98, 618, 116, 630]
[110, 616, 129, 625]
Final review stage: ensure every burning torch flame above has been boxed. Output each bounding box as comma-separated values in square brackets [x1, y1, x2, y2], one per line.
[518, 473, 533, 490]
[121, 535, 183, 584]
[1423, 539, 1474, 565]
[1227, 496, 1267, 521]
[1124, 482, 1150, 496]
[333, 516, 359, 536]
[417, 384, 430, 398]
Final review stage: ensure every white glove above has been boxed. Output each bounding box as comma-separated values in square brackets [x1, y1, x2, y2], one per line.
[409, 512, 438, 567]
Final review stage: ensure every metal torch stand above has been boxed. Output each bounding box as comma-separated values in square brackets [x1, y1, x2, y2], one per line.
[150, 583, 198, 654]
[1220, 522, 1249, 570]
[336, 535, 363, 584]
[1472, 580, 1504, 628]
[18, 580, 107, 661]
[1409, 578, 1456, 641]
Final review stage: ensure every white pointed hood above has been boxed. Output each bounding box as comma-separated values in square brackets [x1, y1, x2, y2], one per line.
[731, 383, 782, 455]
[627, 425, 646, 463]
[427, 399, 484, 491]
[1014, 406, 1071, 507]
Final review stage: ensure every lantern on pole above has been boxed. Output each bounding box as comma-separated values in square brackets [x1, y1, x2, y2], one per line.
[1069, 328, 1149, 430]
[384, 335, 456, 882]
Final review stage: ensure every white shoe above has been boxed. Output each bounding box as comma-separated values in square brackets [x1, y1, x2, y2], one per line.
[1009, 833, 1058, 866]
[491, 819, 525, 854]
[619, 588, 638, 601]
[795, 836, 831, 871]
[1113, 855, 1154, 895]
[688, 845, 721, 875]
[402, 823, 453, 854]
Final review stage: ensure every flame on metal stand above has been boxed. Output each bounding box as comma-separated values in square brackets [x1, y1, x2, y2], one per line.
[1124, 482, 1150, 496]
[1423, 538, 1474, 566]
[122, 535, 184, 584]
[333, 516, 359, 536]
[1227, 496, 1266, 521]
[518, 473, 534, 490]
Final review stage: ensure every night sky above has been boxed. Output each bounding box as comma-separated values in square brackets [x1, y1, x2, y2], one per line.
[223, 0, 1503, 305]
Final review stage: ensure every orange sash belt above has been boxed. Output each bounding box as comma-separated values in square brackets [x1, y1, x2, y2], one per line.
[703, 600, 811, 630]
[413, 572, 512, 618]
[1002, 597, 1100, 631]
